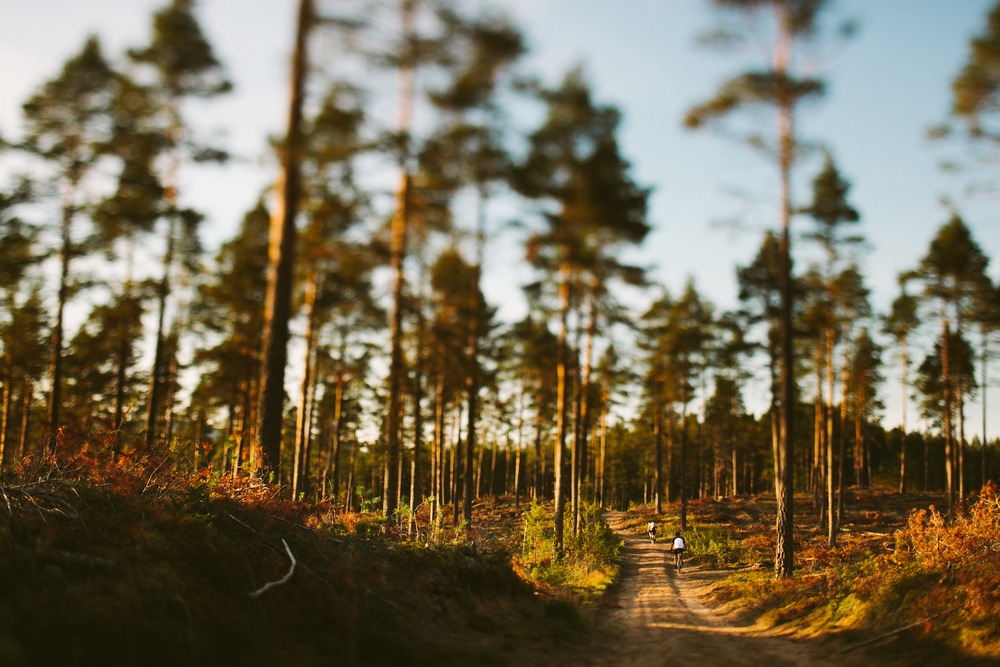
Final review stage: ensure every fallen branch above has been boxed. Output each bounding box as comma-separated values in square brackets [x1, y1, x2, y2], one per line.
[16, 546, 117, 570]
[249, 539, 297, 598]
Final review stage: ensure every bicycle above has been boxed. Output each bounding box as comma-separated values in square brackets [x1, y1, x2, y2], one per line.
[672, 548, 684, 571]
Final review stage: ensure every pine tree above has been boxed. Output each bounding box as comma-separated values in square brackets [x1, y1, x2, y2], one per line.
[515, 67, 649, 554]
[21, 36, 120, 453]
[128, 0, 232, 449]
[687, 0, 843, 578]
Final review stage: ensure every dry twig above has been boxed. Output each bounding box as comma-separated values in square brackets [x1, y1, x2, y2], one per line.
[249, 539, 297, 598]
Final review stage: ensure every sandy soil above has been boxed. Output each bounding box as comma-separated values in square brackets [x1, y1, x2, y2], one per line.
[560, 512, 896, 667]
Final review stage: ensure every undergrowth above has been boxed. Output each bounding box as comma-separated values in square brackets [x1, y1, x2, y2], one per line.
[0, 453, 587, 667]
[513, 501, 621, 602]
[688, 485, 1000, 663]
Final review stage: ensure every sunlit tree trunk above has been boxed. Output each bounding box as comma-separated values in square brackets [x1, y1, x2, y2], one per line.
[982, 327, 989, 490]
[575, 283, 596, 530]
[330, 374, 346, 502]
[837, 345, 849, 528]
[599, 387, 609, 508]
[383, 0, 418, 518]
[826, 327, 837, 545]
[533, 385, 543, 501]
[553, 259, 570, 555]
[813, 341, 824, 528]
[292, 263, 320, 498]
[514, 393, 525, 508]
[899, 335, 909, 493]
[19, 379, 32, 460]
[653, 379, 663, 515]
[452, 407, 462, 525]
[958, 381, 965, 500]
[0, 350, 11, 465]
[431, 364, 445, 521]
[463, 193, 486, 524]
[410, 297, 426, 532]
[942, 316, 954, 512]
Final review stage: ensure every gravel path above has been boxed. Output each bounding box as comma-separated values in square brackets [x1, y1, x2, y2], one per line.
[558, 512, 895, 667]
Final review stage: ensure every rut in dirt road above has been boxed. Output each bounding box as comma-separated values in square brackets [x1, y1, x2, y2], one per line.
[569, 512, 892, 667]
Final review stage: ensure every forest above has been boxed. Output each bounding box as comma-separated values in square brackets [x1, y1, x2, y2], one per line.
[2, 0, 1000, 664]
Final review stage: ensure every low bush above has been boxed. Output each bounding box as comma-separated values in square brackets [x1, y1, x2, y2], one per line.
[513, 501, 621, 598]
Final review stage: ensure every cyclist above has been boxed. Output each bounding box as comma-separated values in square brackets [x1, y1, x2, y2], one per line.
[647, 520, 657, 544]
[671, 530, 686, 570]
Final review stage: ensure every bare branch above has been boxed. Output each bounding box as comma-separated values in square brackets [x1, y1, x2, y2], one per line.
[249, 539, 297, 598]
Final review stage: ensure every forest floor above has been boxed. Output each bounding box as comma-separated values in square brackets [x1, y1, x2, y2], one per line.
[541, 512, 916, 667]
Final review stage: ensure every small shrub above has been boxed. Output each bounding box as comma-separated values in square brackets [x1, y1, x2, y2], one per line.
[513, 502, 620, 597]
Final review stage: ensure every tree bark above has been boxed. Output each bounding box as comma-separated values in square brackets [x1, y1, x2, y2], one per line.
[553, 259, 570, 555]
[255, 0, 312, 481]
[899, 337, 908, 493]
[293, 263, 320, 499]
[48, 180, 77, 454]
[774, 1, 796, 579]
[942, 316, 954, 512]
[384, 0, 417, 518]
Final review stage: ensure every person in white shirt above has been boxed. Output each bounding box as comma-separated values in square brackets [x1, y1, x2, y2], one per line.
[671, 531, 686, 570]
[671, 531, 686, 553]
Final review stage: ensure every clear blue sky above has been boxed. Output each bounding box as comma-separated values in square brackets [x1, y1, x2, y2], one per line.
[3, 0, 999, 438]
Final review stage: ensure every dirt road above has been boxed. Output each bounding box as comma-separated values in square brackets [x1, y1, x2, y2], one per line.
[565, 512, 892, 667]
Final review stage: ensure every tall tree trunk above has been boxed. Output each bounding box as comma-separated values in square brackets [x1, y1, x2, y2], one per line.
[774, 1, 796, 579]
[409, 300, 426, 531]
[553, 258, 570, 555]
[514, 394, 525, 509]
[330, 375, 345, 503]
[431, 364, 445, 521]
[19, 378, 32, 460]
[942, 316, 954, 512]
[813, 341, 824, 528]
[826, 327, 837, 545]
[112, 292, 131, 462]
[256, 0, 312, 481]
[575, 283, 597, 529]
[599, 388, 609, 508]
[837, 350, 849, 529]
[464, 191, 488, 522]
[982, 328, 989, 491]
[384, 0, 417, 518]
[163, 331, 179, 446]
[1, 347, 11, 465]
[489, 428, 498, 497]
[293, 264, 320, 499]
[345, 435, 358, 512]
[48, 181, 76, 454]
[146, 212, 174, 448]
[533, 385, 543, 501]
[452, 409, 462, 525]
[679, 396, 689, 531]
[958, 381, 965, 500]
[653, 379, 663, 514]
[899, 336, 909, 493]
[854, 387, 864, 487]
